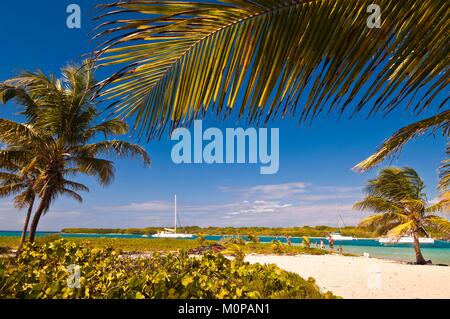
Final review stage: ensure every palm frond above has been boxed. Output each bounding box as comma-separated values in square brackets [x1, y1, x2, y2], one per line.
[74, 157, 116, 186]
[363, 167, 425, 203]
[94, 0, 449, 139]
[62, 179, 90, 193]
[353, 196, 403, 214]
[0, 183, 24, 198]
[0, 84, 39, 122]
[357, 212, 407, 229]
[13, 189, 35, 210]
[426, 192, 450, 214]
[354, 110, 450, 173]
[82, 118, 129, 141]
[74, 140, 151, 166]
[0, 119, 43, 146]
[423, 216, 450, 235]
[0, 150, 31, 171]
[438, 144, 450, 193]
[55, 188, 83, 204]
[386, 220, 414, 237]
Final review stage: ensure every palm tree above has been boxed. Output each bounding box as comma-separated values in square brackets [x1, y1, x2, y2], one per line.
[0, 61, 151, 243]
[354, 167, 450, 264]
[92, 0, 448, 141]
[0, 160, 36, 251]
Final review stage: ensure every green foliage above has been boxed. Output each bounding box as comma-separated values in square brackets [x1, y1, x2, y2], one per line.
[245, 243, 329, 256]
[222, 244, 246, 264]
[247, 234, 259, 244]
[302, 237, 311, 249]
[0, 239, 337, 299]
[219, 237, 246, 246]
[196, 233, 207, 245]
[61, 228, 159, 235]
[36, 234, 61, 245]
[271, 240, 286, 254]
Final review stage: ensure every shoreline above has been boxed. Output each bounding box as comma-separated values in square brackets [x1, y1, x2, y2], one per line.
[246, 254, 450, 299]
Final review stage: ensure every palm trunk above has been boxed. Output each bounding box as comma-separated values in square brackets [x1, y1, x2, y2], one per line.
[17, 197, 35, 254]
[413, 232, 427, 265]
[28, 193, 50, 243]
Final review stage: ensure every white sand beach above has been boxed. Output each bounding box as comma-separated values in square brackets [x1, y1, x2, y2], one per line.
[246, 254, 450, 299]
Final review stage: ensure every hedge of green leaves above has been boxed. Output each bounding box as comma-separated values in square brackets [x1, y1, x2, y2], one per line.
[0, 239, 337, 299]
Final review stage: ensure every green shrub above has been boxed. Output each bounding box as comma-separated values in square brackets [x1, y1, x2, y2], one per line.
[219, 237, 246, 246]
[271, 240, 286, 253]
[302, 237, 311, 249]
[36, 234, 61, 245]
[0, 239, 337, 299]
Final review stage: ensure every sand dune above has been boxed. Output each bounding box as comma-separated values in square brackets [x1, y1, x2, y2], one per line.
[246, 254, 450, 299]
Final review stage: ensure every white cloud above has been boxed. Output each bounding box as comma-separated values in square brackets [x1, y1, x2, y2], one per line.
[220, 182, 362, 202]
[94, 201, 173, 213]
[219, 182, 307, 199]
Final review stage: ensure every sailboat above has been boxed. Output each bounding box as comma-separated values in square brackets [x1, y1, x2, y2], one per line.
[152, 195, 194, 239]
[329, 206, 355, 241]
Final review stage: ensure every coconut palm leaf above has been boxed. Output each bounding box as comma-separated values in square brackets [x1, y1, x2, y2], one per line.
[423, 216, 450, 235]
[386, 220, 414, 237]
[438, 144, 450, 193]
[0, 119, 43, 146]
[426, 192, 450, 214]
[0, 183, 24, 197]
[73, 157, 116, 186]
[82, 118, 129, 140]
[354, 110, 450, 182]
[73, 140, 151, 165]
[353, 196, 403, 214]
[94, 0, 449, 139]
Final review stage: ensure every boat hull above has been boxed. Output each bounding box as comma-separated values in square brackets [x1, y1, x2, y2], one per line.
[151, 233, 194, 239]
[379, 237, 435, 245]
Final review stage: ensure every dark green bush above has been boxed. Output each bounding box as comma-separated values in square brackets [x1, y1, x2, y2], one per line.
[0, 239, 337, 299]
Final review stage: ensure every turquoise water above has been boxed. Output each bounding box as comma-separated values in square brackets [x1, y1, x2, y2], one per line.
[1, 231, 449, 265]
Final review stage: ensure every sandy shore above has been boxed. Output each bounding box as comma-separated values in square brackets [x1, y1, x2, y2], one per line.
[246, 254, 450, 299]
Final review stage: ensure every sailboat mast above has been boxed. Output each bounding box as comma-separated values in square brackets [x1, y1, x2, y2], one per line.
[336, 204, 339, 230]
[174, 195, 177, 234]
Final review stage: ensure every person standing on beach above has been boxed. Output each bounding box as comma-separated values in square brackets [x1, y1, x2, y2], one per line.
[286, 236, 292, 246]
[320, 239, 324, 249]
[328, 236, 334, 249]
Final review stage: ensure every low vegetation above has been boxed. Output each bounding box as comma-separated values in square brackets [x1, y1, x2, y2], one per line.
[0, 235, 332, 257]
[0, 239, 337, 299]
[62, 225, 378, 238]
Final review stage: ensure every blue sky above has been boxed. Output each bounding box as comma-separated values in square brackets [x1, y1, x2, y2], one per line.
[0, 1, 447, 230]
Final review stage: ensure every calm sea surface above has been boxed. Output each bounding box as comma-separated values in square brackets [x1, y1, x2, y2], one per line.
[1, 231, 449, 265]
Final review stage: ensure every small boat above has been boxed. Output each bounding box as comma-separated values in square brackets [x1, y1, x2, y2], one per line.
[379, 236, 434, 245]
[329, 207, 355, 240]
[329, 232, 355, 241]
[152, 231, 193, 239]
[152, 195, 194, 239]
